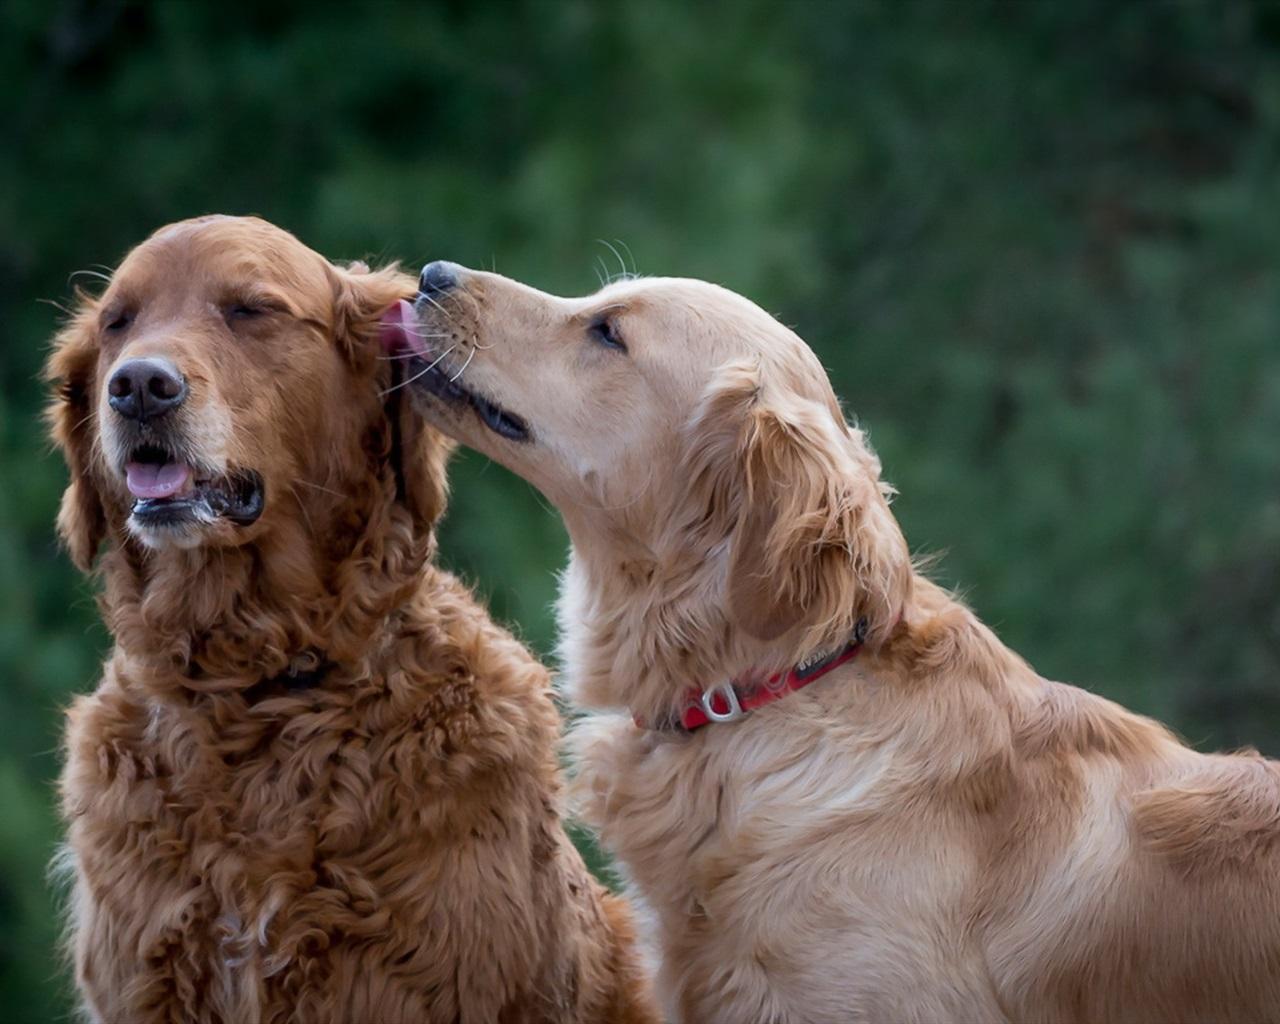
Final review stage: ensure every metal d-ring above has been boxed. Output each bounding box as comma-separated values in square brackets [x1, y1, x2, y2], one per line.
[700, 682, 745, 723]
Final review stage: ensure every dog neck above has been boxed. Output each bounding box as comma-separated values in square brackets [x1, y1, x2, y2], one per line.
[557, 534, 846, 728]
[100, 494, 431, 701]
[639, 620, 870, 731]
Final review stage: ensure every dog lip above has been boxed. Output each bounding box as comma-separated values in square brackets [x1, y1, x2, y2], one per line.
[408, 359, 531, 443]
[470, 390, 530, 442]
[411, 358, 470, 404]
[131, 494, 207, 528]
[208, 470, 265, 525]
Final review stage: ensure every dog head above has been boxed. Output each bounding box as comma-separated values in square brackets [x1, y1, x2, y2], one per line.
[45, 215, 440, 571]
[395, 263, 910, 652]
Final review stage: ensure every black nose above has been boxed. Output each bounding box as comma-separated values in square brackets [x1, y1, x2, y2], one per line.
[107, 357, 187, 422]
[418, 260, 460, 296]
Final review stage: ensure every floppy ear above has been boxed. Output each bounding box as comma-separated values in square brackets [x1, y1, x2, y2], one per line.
[330, 260, 417, 367]
[685, 360, 911, 647]
[331, 261, 454, 531]
[43, 298, 106, 572]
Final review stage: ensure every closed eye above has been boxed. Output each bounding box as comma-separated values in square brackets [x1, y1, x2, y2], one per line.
[588, 317, 627, 353]
[225, 300, 285, 326]
[104, 310, 133, 331]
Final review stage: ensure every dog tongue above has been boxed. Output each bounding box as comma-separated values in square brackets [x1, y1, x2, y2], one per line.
[378, 299, 426, 357]
[125, 461, 191, 499]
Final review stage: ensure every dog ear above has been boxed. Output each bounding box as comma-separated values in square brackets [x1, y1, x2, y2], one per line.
[332, 262, 454, 531]
[44, 297, 107, 572]
[330, 260, 417, 366]
[381, 366, 453, 533]
[685, 359, 911, 647]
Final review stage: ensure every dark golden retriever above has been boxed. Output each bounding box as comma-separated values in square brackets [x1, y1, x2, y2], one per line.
[396, 263, 1280, 1023]
[45, 217, 656, 1024]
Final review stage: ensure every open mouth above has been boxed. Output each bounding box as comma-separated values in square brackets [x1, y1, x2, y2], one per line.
[125, 443, 264, 528]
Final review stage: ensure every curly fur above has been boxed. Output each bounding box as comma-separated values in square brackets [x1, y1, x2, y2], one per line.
[406, 267, 1280, 1022]
[45, 217, 656, 1024]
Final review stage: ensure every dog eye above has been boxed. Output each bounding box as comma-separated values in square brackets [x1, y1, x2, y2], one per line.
[228, 304, 263, 320]
[588, 318, 627, 353]
[105, 310, 133, 331]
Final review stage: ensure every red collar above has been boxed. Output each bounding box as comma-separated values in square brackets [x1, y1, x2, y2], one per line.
[643, 619, 868, 732]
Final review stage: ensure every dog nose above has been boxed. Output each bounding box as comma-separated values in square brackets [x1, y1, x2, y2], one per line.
[107, 357, 188, 422]
[418, 260, 460, 296]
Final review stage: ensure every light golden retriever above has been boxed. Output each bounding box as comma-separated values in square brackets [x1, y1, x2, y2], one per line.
[395, 261, 1280, 1023]
[45, 219, 657, 1024]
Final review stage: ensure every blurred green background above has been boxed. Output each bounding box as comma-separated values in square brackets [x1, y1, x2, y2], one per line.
[3, 1, 1279, 1018]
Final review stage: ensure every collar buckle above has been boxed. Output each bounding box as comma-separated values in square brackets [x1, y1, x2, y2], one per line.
[699, 682, 745, 723]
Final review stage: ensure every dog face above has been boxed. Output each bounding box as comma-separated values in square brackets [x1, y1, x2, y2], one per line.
[46, 216, 425, 566]
[397, 263, 911, 647]
[394, 264, 732, 518]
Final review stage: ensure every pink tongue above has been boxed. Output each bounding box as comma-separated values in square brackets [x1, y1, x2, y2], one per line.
[378, 299, 427, 357]
[126, 461, 191, 499]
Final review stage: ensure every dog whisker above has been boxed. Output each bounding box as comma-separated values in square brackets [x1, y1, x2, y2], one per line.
[448, 345, 476, 383]
[614, 238, 638, 278]
[68, 268, 113, 287]
[418, 292, 456, 325]
[598, 239, 628, 284]
[70, 409, 97, 434]
[375, 327, 452, 361]
[389, 323, 448, 340]
[293, 478, 345, 499]
[37, 297, 76, 318]
[377, 346, 457, 397]
[289, 484, 318, 538]
[422, 346, 456, 372]
[595, 239, 640, 286]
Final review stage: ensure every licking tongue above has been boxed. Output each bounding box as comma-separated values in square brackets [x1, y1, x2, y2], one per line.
[126, 461, 192, 500]
[379, 299, 428, 358]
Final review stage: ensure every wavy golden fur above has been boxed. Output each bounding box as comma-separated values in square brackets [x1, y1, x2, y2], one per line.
[45, 217, 656, 1024]
[406, 266, 1280, 1022]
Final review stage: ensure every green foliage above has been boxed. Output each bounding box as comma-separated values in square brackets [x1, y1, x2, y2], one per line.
[2, 1, 1278, 1018]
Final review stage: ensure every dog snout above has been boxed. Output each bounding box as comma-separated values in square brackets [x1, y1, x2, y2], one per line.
[418, 260, 461, 297]
[107, 357, 188, 423]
